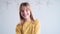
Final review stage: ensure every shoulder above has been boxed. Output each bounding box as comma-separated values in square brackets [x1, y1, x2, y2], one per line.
[16, 22, 22, 29]
[34, 19, 41, 25]
[34, 19, 40, 23]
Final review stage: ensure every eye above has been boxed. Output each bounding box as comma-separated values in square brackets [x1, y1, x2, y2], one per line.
[21, 10, 24, 12]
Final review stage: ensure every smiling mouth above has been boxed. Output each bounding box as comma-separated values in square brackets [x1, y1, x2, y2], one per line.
[23, 14, 27, 17]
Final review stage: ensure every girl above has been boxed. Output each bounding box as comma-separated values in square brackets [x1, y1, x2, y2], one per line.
[16, 2, 41, 34]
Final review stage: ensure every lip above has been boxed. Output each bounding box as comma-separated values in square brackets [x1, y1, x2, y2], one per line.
[23, 14, 27, 17]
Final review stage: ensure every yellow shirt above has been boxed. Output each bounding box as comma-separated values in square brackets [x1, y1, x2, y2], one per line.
[16, 19, 41, 34]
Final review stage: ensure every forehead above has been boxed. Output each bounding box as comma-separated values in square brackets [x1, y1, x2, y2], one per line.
[21, 6, 30, 10]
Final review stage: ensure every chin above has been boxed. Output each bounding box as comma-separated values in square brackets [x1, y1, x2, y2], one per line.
[23, 16, 29, 19]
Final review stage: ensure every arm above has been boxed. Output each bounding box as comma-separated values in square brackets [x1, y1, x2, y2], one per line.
[16, 25, 21, 34]
[34, 20, 41, 34]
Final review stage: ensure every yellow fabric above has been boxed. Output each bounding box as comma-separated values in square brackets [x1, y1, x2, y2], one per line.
[16, 19, 41, 34]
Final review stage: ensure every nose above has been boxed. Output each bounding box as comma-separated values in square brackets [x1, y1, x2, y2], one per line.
[23, 10, 27, 14]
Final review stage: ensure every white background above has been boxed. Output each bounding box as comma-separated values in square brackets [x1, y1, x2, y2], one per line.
[0, 0, 60, 34]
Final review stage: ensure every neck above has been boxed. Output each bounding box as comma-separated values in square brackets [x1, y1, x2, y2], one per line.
[24, 18, 31, 22]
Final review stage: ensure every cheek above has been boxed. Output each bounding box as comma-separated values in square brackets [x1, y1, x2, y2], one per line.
[21, 12, 23, 16]
[27, 11, 30, 16]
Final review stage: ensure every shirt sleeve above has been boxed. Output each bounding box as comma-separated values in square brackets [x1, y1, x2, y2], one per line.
[16, 25, 21, 34]
[34, 19, 41, 34]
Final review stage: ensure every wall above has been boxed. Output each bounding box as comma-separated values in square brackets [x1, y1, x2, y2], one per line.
[0, 0, 60, 34]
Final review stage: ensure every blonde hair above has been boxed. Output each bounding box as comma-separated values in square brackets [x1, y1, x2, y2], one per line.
[19, 2, 34, 23]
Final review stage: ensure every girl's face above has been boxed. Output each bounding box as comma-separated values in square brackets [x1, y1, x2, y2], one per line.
[21, 6, 31, 20]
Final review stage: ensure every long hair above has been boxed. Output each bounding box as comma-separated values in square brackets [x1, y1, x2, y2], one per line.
[19, 2, 34, 22]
